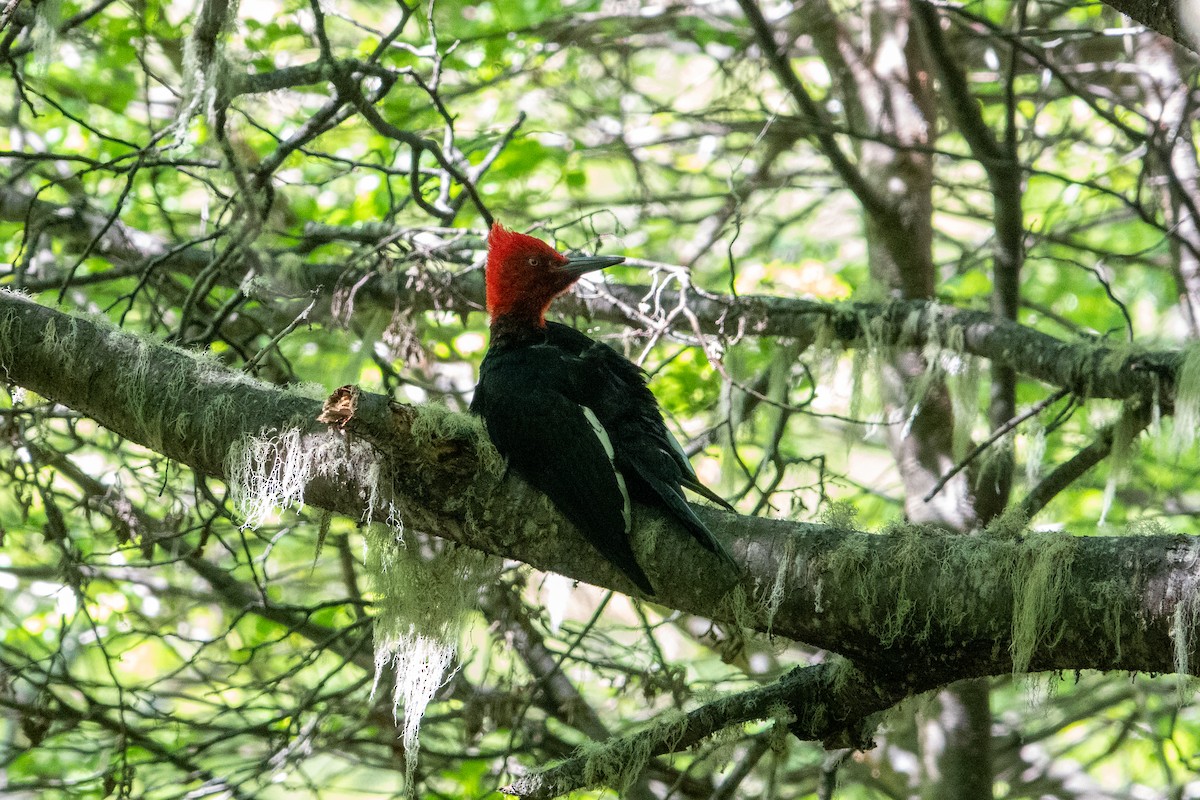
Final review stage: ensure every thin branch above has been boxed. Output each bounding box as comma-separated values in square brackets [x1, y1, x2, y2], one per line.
[244, 293, 318, 372]
[924, 387, 1070, 504]
[501, 662, 885, 799]
[734, 0, 894, 223]
[1019, 402, 1154, 519]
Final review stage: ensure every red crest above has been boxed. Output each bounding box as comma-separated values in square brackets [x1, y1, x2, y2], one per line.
[486, 222, 573, 326]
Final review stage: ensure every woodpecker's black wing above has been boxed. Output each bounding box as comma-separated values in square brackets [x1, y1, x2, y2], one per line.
[545, 323, 737, 571]
[471, 341, 655, 595]
[544, 323, 710, 488]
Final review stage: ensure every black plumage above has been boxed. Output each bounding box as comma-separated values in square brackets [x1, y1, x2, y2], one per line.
[470, 223, 736, 595]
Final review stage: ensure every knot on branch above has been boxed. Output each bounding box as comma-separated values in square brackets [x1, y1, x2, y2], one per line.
[317, 385, 505, 523]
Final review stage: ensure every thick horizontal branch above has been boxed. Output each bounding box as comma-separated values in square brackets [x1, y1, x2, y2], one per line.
[0, 185, 217, 279]
[2, 291, 1197, 686]
[4, 290, 1200, 793]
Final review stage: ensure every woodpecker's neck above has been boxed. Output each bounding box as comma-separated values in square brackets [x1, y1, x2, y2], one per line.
[486, 272, 574, 329]
[488, 312, 550, 349]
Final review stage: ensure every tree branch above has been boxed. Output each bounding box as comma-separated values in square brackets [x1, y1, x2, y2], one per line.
[734, 0, 894, 223]
[1098, 0, 1190, 51]
[1, 290, 1197, 683]
[0, 192, 1187, 404]
[501, 661, 899, 799]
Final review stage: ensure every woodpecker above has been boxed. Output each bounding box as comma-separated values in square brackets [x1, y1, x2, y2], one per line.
[470, 222, 736, 595]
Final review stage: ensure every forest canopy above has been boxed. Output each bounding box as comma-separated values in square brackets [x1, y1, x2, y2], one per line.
[1, 1, 1199, 799]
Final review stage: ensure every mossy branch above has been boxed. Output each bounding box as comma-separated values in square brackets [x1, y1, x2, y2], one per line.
[501, 659, 910, 799]
[2, 291, 1199, 701]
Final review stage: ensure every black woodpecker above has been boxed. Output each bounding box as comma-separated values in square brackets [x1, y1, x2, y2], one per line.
[469, 222, 736, 595]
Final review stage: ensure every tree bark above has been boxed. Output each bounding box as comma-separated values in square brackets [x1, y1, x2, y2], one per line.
[3, 229, 1198, 732]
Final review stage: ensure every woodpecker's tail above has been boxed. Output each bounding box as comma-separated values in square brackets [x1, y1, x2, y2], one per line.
[680, 476, 736, 512]
[604, 545, 656, 596]
[637, 472, 739, 574]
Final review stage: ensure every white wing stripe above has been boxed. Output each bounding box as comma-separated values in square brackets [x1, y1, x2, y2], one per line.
[581, 406, 632, 534]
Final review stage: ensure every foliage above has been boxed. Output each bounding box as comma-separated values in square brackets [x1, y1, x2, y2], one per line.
[1, 0, 1199, 798]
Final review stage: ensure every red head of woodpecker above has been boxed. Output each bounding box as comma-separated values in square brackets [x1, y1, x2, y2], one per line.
[471, 222, 736, 596]
[485, 222, 624, 331]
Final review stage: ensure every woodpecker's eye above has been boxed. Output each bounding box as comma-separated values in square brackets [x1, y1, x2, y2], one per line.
[527, 256, 542, 268]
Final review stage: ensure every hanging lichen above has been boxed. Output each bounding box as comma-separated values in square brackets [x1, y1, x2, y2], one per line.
[226, 421, 497, 796]
[904, 310, 945, 432]
[1174, 343, 1200, 452]
[811, 504, 858, 614]
[1010, 532, 1076, 675]
[0, 296, 17, 369]
[1024, 414, 1046, 488]
[226, 425, 402, 529]
[943, 325, 980, 462]
[761, 531, 797, 635]
[1099, 403, 1139, 526]
[767, 702, 797, 752]
[809, 312, 841, 390]
[718, 584, 763, 647]
[31, 0, 63, 69]
[813, 514, 1085, 676]
[879, 522, 938, 645]
[1150, 373, 1164, 442]
[365, 527, 495, 795]
[1169, 537, 1200, 695]
[227, 428, 315, 525]
[849, 310, 886, 422]
[178, 0, 240, 127]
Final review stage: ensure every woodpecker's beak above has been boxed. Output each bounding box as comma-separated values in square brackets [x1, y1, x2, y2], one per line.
[564, 254, 625, 277]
